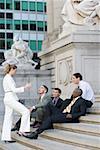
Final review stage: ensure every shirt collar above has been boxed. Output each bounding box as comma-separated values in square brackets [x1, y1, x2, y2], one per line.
[40, 93, 45, 100]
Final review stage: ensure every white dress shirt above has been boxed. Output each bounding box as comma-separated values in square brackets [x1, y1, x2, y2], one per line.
[79, 80, 95, 103]
[40, 93, 45, 102]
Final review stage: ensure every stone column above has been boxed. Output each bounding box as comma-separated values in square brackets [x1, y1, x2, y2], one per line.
[47, 0, 54, 34]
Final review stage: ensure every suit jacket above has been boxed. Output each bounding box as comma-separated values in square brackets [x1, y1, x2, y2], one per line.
[35, 95, 52, 109]
[43, 97, 63, 118]
[54, 97, 63, 109]
[60, 97, 87, 120]
[49, 97, 63, 109]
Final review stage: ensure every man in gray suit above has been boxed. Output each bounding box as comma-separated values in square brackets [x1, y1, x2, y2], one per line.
[30, 85, 52, 127]
[11, 85, 51, 130]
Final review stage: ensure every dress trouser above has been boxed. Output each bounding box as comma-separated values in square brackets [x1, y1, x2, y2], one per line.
[1, 100, 30, 141]
[15, 104, 57, 129]
[36, 111, 77, 134]
[35, 107, 46, 122]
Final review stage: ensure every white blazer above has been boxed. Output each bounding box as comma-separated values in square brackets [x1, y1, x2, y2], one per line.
[3, 74, 24, 102]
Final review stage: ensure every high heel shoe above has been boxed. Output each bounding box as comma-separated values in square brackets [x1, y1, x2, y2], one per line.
[17, 131, 22, 136]
[4, 140, 16, 143]
[17, 131, 29, 136]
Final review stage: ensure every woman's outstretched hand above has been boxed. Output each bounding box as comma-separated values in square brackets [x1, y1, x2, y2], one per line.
[24, 83, 32, 90]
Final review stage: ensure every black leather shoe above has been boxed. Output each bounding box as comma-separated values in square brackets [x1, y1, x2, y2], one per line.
[23, 132, 38, 139]
[32, 122, 41, 128]
[11, 126, 18, 131]
[4, 140, 16, 143]
[30, 121, 38, 127]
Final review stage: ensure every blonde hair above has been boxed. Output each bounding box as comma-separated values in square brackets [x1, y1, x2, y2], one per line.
[4, 64, 16, 74]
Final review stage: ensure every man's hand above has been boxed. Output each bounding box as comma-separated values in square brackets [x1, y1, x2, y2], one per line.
[66, 114, 72, 118]
[62, 109, 67, 113]
[29, 106, 36, 112]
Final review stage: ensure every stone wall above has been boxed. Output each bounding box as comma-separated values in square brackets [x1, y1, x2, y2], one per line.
[47, 0, 65, 34]
[39, 27, 100, 99]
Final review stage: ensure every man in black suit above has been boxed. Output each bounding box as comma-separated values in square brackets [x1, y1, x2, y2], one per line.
[44, 88, 63, 119]
[24, 88, 87, 139]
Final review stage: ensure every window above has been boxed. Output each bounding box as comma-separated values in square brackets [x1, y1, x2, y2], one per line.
[7, 33, 13, 39]
[37, 21, 43, 31]
[0, 19, 5, 29]
[0, 33, 5, 38]
[30, 40, 36, 51]
[45, 21, 47, 31]
[6, 0, 12, 9]
[7, 40, 13, 49]
[37, 2, 43, 12]
[0, 0, 4, 2]
[22, 1, 28, 11]
[29, 2, 35, 11]
[22, 20, 28, 30]
[0, 40, 5, 49]
[6, 13, 13, 19]
[6, 20, 13, 29]
[30, 21, 36, 31]
[38, 41, 42, 51]
[0, 13, 4, 18]
[14, 20, 21, 30]
[44, 2, 46, 13]
[14, 1, 20, 10]
[0, 0, 4, 9]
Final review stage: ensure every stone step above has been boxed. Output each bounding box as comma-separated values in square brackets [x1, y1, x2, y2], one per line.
[0, 131, 35, 150]
[80, 114, 100, 124]
[87, 107, 100, 114]
[12, 133, 90, 150]
[92, 101, 100, 107]
[54, 122, 100, 136]
[0, 142, 34, 150]
[87, 102, 100, 114]
[0, 147, 3, 150]
[95, 96, 100, 102]
[0, 135, 34, 150]
[41, 129, 100, 150]
[0, 133, 35, 150]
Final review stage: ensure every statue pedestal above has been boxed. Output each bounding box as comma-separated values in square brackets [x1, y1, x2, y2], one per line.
[39, 27, 100, 99]
[0, 67, 51, 116]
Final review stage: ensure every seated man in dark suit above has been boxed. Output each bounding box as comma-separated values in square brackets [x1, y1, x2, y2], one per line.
[24, 88, 87, 139]
[44, 88, 63, 119]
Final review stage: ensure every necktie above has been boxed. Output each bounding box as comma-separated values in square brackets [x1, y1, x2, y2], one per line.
[52, 98, 56, 105]
[64, 98, 78, 113]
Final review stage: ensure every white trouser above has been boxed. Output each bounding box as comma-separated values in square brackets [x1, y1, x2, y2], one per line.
[1, 100, 30, 141]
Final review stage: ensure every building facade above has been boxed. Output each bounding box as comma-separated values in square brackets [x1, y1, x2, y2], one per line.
[0, 0, 47, 52]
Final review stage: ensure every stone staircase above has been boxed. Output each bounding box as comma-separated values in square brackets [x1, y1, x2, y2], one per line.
[0, 98, 100, 150]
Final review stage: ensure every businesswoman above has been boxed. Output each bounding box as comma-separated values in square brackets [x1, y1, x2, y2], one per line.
[1, 60, 31, 143]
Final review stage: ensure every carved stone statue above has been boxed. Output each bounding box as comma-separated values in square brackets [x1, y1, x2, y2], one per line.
[61, 0, 100, 25]
[4, 35, 38, 67]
